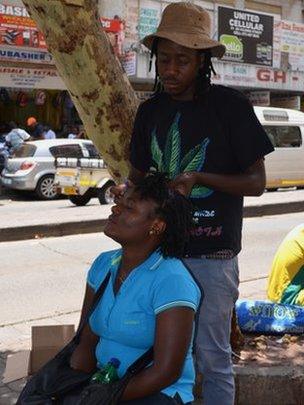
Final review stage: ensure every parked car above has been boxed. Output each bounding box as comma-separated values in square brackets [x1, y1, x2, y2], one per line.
[254, 106, 304, 190]
[55, 156, 115, 206]
[0, 139, 114, 200]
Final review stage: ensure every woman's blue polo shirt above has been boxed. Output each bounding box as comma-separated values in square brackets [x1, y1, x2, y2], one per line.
[87, 249, 201, 403]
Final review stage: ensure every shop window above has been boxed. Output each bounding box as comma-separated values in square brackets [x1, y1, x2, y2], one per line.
[13, 144, 37, 158]
[264, 126, 302, 148]
[50, 144, 83, 158]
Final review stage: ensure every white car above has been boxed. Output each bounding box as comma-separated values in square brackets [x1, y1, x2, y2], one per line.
[1, 139, 106, 200]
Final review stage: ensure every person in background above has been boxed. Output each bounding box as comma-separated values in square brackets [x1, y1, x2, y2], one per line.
[268, 224, 304, 306]
[67, 125, 79, 139]
[43, 125, 57, 139]
[5, 121, 30, 153]
[26, 116, 44, 140]
[112, 3, 274, 404]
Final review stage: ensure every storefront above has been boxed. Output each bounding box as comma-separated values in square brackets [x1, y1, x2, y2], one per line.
[0, 1, 132, 135]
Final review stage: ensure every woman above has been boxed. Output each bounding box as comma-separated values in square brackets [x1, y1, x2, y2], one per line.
[70, 173, 201, 404]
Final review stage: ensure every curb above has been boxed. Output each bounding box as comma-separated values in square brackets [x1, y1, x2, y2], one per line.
[1, 219, 107, 242]
[1, 201, 303, 243]
[234, 365, 303, 405]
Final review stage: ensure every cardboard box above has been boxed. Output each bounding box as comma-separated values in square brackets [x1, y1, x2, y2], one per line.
[3, 324, 75, 383]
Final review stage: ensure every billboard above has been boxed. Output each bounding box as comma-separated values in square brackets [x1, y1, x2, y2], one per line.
[0, 2, 47, 49]
[273, 19, 304, 72]
[218, 7, 273, 66]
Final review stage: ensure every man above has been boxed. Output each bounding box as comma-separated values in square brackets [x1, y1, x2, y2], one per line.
[268, 224, 304, 306]
[43, 125, 57, 139]
[113, 3, 274, 404]
[26, 116, 44, 140]
[5, 121, 30, 153]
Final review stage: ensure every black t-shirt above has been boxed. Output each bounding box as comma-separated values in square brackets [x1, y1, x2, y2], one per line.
[130, 85, 274, 256]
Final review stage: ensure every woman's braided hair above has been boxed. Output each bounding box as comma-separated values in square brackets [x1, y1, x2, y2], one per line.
[134, 172, 193, 258]
[149, 38, 216, 98]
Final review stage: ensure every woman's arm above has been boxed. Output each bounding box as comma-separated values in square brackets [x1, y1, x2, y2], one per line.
[70, 284, 99, 373]
[121, 306, 195, 400]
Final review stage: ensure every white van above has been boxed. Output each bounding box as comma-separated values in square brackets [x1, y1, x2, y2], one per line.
[254, 106, 304, 190]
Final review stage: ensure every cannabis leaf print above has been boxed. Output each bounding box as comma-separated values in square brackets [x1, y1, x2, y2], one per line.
[151, 113, 213, 198]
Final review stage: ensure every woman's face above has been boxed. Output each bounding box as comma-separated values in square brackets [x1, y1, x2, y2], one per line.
[104, 188, 164, 246]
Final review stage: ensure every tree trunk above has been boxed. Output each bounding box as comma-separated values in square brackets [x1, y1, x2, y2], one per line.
[22, 0, 139, 181]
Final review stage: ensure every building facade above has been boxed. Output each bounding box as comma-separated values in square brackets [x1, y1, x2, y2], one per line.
[1, 0, 304, 132]
[99, 0, 304, 108]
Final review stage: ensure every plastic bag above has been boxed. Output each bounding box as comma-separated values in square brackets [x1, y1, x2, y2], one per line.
[236, 299, 304, 334]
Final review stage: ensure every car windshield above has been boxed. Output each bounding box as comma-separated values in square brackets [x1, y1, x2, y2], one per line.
[12, 144, 37, 158]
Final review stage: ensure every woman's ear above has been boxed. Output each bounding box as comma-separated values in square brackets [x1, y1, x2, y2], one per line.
[151, 218, 166, 235]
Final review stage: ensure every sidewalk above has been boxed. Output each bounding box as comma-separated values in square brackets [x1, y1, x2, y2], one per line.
[0, 312, 80, 405]
[1, 189, 304, 242]
[1, 189, 304, 403]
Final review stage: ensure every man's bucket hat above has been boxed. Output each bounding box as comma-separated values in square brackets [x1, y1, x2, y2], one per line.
[142, 2, 226, 58]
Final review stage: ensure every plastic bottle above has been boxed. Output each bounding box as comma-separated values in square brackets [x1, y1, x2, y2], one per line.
[90, 358, 121, 384]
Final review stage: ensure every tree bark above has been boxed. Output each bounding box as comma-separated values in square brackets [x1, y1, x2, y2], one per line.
[23, 0, 139, 181]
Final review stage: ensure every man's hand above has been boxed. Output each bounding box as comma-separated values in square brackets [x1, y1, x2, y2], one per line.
[110, 180, 134, 203]
[169, 172, 197, 196]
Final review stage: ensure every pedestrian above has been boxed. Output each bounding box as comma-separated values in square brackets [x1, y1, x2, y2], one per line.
[5, 121, 30, 153]
[268, 223, 304, 306]
[112, 3, 274, 404]
[67, 125, 78, 139]
[26, 116, 44, 140]
[43, 125, 57, 139]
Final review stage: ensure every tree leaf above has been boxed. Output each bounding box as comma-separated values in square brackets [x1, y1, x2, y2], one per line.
[182, 137, 210, 173]
[163, 113, 181, 178]
[151, 128, 163, 171]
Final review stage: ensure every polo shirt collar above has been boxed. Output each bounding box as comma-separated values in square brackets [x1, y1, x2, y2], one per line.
[109, 248, 163, 272]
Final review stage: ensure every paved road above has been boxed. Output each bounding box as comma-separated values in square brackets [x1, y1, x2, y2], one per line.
[2, 211, 304, 327]
[1, 189, 304, 230]
[1, 212, 304, 404]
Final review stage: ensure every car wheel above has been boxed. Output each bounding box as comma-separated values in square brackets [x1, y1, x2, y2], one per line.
[69, 191, 92, 206]
[98, 182, 115, 205]
[35, 175, 58, 200]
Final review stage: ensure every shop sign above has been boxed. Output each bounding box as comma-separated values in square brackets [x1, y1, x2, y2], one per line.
[120, 50, 136, 76]
[218, 6, 273, 66]
[138, 5, 160, 40]
[271, 95, 301, 110]
[100, 17, 122, 33]
[213, 61, 303, 91]
[273, 19, 304, 72]
[0, 1, 46, 49]
[0, 66, 65, 89]
[0, 46, 53, 63]
[248, 91, 270, 106]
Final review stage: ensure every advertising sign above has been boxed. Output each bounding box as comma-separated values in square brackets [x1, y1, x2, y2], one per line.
[247, 90, 270, 106]
[0, 2, 46, 49]
[0, 46, 53, 63]
[212, 60, 303, 92]
[120, 50, 136, 76]
[0, 66, 65, 89]
[273, 19, 304, 72]
[218, 6, 273, 66]
[138, 4, 160, 40]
